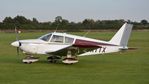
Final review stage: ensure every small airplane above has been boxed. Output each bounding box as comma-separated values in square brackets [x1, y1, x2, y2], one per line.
[11, 22, 133, 64]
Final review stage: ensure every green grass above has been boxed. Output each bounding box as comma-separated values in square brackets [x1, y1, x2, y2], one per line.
[0, 31, 149, 84]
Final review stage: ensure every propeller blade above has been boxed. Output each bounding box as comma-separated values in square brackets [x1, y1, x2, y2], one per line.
[17, 47, 20, 56]
[15, 26, 19, 41]
[14, 26, 22, 56]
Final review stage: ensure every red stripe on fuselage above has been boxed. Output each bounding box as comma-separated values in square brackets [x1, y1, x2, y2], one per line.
[73, 39, 116, 48]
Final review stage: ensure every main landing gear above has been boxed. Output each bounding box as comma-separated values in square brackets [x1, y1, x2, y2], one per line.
[47, 55, 61, 63]
[23, 54, 39, 64]
[62, 48, 78, 64]
[23, 47, 79, 64]
[47, 47, 79, 64]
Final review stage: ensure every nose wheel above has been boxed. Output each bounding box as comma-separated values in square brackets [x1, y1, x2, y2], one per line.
[23, 55, 39, 64]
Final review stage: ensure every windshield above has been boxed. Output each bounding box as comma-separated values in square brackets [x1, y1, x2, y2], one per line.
[39, 33, 52, 41]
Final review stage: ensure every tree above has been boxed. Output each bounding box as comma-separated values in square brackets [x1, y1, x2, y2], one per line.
[141, 19, 148, 25]
[3, 17, 14, 23]
[82, 19, 95, 29]
[13, 15, 31, 24]
[32, 18, 38, 23]
[83, 19, 94, 25]
[55, 16, 62, 23]
[61, 19, 69, 25]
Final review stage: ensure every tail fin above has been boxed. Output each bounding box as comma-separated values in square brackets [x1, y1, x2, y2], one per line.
[109, 23, 133, 49]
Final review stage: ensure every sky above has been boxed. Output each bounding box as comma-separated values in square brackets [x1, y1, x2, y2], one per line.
[0, 0, 149, 22]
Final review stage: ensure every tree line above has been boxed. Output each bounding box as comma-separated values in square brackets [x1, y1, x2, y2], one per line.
[0, 15, 148, 31]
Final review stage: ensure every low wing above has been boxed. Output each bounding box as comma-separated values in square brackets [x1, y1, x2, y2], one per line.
[48, 44, 101, 56]
[46, 44, 72, 55]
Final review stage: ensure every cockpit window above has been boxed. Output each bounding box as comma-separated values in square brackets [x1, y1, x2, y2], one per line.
[39, 33, 52, 41]
[51, 35, 63, 43]
[65, 37, 74, 44]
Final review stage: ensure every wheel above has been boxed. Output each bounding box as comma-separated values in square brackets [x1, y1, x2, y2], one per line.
[47, 56, 53, 63]
[23, 61, 32, 64]
[47, 56, 61, 63]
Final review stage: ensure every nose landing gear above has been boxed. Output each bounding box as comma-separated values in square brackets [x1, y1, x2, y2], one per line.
[23, 54, 39, 64]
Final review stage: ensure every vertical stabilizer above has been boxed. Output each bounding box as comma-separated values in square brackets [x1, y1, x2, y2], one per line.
[109, 23, 133, 49]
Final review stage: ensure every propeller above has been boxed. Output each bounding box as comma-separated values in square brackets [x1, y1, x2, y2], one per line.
[17, 47, 20, 56]
[16, 41, 22, 56]
[14, 26, 22, 56]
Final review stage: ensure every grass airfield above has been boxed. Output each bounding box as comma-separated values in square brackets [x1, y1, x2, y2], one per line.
[0, 31, 149, 84]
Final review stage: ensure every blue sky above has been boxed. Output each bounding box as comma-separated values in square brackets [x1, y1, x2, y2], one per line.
[0, 0, 149, 22]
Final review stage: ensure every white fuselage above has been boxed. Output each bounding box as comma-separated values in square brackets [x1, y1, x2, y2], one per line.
[11, 32, 120, 56]
[11, 23, 133, 56]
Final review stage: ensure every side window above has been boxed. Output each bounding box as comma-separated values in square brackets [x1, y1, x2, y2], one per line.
[65, 37, 74, 44]
[51, 35, 63, 43]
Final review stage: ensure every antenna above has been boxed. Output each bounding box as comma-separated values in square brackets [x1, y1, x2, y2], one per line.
[54, 23, 59, 32]
[83, 30, 91, 37]
[54, 18, 62, 32]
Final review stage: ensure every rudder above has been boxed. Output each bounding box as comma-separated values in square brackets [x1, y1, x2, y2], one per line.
[109, 23, 133, 49]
